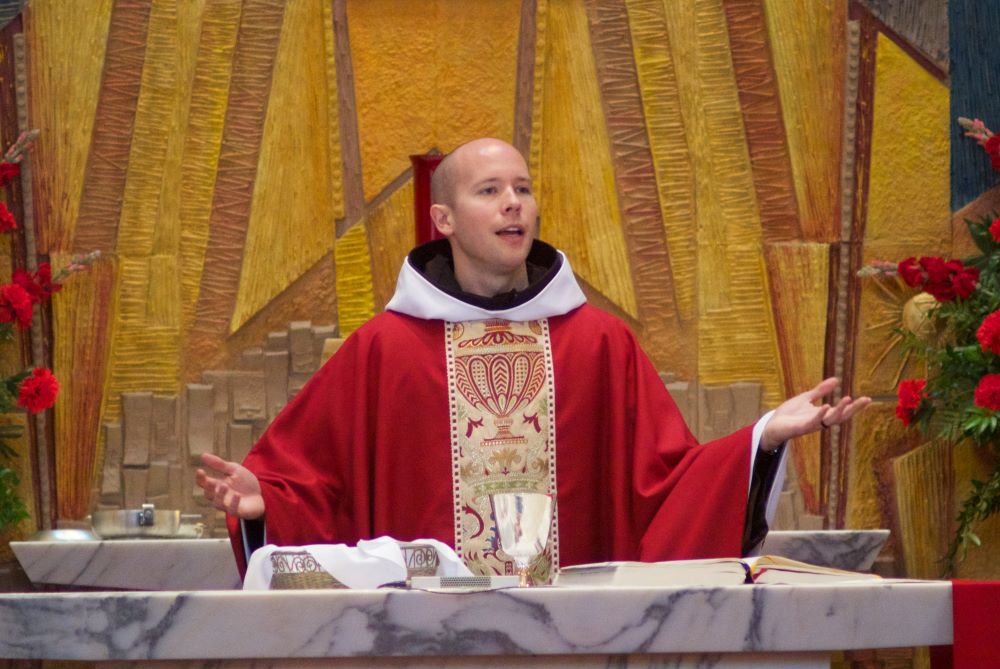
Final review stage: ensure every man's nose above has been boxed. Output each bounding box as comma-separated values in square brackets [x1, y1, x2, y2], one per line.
[501, 186, 522, 212]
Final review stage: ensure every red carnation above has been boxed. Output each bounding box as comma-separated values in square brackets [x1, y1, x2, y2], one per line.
[991, 216, 1000, 243]
[0, 283, 34, 328]
[14, 263, 62, 304]
[974, 374, 1000, 411]
[921, 257, 957, 301]
[897, 257, 923, 287]
[0, 201, 15, 232]
[986, 135, 1000, 171]
[0, 161, 19, 188]
[16, 367, 59, 414]
[895, 378, 927, 426]
[977, 311, 1000, 356]
[952, 266, 980, 300]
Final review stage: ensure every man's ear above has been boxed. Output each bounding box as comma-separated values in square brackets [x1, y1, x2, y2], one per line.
[430, 203, 453, 237]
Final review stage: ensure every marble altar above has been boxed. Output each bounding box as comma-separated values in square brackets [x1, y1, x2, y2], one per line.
[0, 579, 951, 669]
[10, 538, 240, 590]
[10, 530, 889, 592]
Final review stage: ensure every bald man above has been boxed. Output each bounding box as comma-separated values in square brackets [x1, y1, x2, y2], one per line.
[198, 138, 868, 581]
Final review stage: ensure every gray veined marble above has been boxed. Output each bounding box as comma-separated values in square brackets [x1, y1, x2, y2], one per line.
[10, 538, 240, 590]
[757, 530, 889, 572]
[0, 581, 950, 662]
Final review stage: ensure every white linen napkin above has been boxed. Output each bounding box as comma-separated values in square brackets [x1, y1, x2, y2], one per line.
[243, 536, 473, 590]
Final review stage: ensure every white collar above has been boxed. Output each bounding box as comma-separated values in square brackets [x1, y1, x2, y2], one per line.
[385, 250, 587, 322]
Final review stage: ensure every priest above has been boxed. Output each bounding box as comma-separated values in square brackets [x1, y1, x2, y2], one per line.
[197, 138, 870, 579]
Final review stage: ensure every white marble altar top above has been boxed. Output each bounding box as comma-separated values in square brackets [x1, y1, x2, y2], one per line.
[10, 538, 240, 590]
[0, 580, 951, 661]
[11, 530, 888, 592]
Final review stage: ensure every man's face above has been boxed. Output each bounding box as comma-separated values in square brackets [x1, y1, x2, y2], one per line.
[432, 140, 539, 295]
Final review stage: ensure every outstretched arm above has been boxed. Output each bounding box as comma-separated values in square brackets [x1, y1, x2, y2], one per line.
[760, 377, 871, 452]
[195, 452, 266, 520]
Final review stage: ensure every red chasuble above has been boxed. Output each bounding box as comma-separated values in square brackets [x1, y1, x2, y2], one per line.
[228, 303, 753, 575]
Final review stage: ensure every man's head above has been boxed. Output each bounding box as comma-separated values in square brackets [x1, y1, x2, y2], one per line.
[428, 138, 539, 298]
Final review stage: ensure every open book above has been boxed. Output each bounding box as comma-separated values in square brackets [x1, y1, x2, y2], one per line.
[552, 555, 882, 587]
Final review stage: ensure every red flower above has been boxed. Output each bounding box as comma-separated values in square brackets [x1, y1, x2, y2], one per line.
[16, 367, 59, 414]
[977, 310, 1000, 356]
[0, 283, 34, 328]
[991, 216, 1000, 243]
[0, 201, 15, 232]
[952, 266, 980, 300]
[897, 257, 923, 287]
[986, 135, 1000, 171]
[896, 378, 927, 426]
[13, 263, 62, 304]
[974, 374, 1000, 411]
[921, 257, 957, 301]
[0, 161, 19, 188]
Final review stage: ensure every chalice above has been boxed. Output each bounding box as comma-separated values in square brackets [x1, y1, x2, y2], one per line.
[490, 492, 553, 587]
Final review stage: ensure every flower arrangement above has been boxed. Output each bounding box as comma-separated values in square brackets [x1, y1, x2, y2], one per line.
[861, 117, 1000, 574]
[0, 131, 98, 532]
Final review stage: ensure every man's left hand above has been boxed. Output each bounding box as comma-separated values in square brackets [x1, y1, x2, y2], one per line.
[761, 377, 871, 451]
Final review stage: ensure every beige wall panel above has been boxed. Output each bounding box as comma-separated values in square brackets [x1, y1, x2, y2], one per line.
[533, 0, 636, 317]
[366, 181, 415, 312]
[626, 0, 696, 322]
[178, 0, 242, 335]
[762, 0, 845, 242]
[349, 0, 520, 201]
[335, 223, 375, 337]
[231, 0, 337, 333]
[24, 0, 113, 253]
[659, 0, 782, 405]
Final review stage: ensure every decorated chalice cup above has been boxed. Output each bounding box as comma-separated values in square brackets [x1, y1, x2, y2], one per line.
[490, 492, 553, 587]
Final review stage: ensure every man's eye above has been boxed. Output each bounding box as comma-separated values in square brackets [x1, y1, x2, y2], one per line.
[517, 186, 532, 194]
[480, 186, 497, 195]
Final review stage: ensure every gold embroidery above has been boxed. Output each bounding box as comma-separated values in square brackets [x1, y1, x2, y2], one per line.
[447, 319, 559, 582]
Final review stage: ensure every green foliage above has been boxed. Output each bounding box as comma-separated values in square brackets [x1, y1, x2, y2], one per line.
[0, 466, 28, 531]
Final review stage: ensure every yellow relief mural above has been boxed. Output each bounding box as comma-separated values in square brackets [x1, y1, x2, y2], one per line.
[763, 0, 845, 242]
[231, 0, 339, 333]
[659, 0, 783, 406]
[532, 0, 637, 317]
[348, 0, 521, 202]
[335, 222, 376, 337]
[24, 0, 113, 252]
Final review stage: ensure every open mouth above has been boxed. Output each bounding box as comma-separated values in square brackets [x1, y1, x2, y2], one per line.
[497, 226, 525, 238]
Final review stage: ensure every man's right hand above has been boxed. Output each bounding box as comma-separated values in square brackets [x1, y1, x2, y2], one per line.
[195, 452, 265, 520]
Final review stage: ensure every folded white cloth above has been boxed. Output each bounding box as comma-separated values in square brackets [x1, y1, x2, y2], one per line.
[243, 536, 473, 590]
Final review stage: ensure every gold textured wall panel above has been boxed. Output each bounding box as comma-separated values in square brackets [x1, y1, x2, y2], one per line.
[178, 0, 242, 335]
[533, 0, 637, 317]
[24, 0, 113, 253]
[845, 402, 909, 531]
[763, 0, 845, 242]
[366, 181, 416, 312]
[626, 0, 696, 322]
[321, 0, 344, 223]
[660, 0, 782, 405]
[335, 222, 376, 337]
[231, 0, 338, 332]
[349, 0, 520, 201]
[765, 243, 830, 510]
[855, 34, 950, 398]
[893, 440, 951, 579]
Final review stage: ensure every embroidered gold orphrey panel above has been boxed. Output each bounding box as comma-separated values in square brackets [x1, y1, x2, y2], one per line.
[445, 319, 559, 582]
